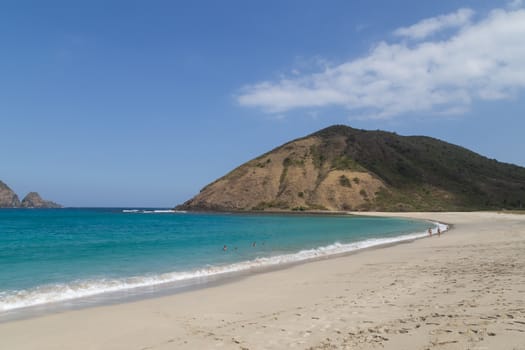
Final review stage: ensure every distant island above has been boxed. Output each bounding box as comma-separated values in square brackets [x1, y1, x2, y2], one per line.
[176, 125, 525, 212]
[0, 181, 61, 208]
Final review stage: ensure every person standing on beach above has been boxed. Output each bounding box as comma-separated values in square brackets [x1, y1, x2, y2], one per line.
[438, 227, 441, 237]
[428, 228, 432, 237]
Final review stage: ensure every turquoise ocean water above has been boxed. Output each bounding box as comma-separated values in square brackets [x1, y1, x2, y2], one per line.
[0, 208, 441, 315]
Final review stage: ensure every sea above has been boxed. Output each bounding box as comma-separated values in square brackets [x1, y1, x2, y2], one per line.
[0, 208, 445, 319]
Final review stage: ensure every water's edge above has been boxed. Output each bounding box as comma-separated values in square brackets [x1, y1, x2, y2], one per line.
[0, 219, 449, 323]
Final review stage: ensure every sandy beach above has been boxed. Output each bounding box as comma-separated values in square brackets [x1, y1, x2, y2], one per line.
[1, 212, 524, 349]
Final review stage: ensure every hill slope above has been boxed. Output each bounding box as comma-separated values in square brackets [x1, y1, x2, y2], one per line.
[176, 125, 525, 212]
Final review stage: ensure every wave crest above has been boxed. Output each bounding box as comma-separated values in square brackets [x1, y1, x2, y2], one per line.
[0, 223, 448, 312]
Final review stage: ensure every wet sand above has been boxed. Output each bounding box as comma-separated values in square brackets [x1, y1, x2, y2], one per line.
[1, 212, 524, 349]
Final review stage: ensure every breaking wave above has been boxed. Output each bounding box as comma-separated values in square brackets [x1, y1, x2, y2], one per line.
[0, 222, 448, 312]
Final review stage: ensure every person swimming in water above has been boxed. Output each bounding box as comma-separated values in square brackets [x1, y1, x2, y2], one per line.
[223, 245, 227, 251]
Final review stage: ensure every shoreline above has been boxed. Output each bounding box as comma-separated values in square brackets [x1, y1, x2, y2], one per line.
[0, 215, 443, 321]
[1, 212, 524, 349]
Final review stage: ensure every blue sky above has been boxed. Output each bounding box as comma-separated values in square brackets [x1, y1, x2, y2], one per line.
[1, 0, 524, 207]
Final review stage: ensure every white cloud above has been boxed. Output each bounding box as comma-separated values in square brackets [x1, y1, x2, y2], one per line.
[393, 8, 474, 40]
[508, 0, 523, 9]
[237, 7, 525, 119]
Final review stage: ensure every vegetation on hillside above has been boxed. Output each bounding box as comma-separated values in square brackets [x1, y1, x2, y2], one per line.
[177, 125, 525, 212]
[311, 125, 525, 210]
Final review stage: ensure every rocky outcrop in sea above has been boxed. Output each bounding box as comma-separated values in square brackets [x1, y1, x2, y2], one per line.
[0, 180, 61, 208]
[0, 181, 21, 208]
[21, 192, 61, 208]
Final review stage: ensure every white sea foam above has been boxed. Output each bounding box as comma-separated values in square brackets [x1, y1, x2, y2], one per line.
[434, 221, 449, 234]
[122, 209, 186, 214]
[0, 222, 448, 312]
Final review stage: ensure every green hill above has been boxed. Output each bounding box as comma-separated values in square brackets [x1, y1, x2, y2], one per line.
[176, 125, 525, 212]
